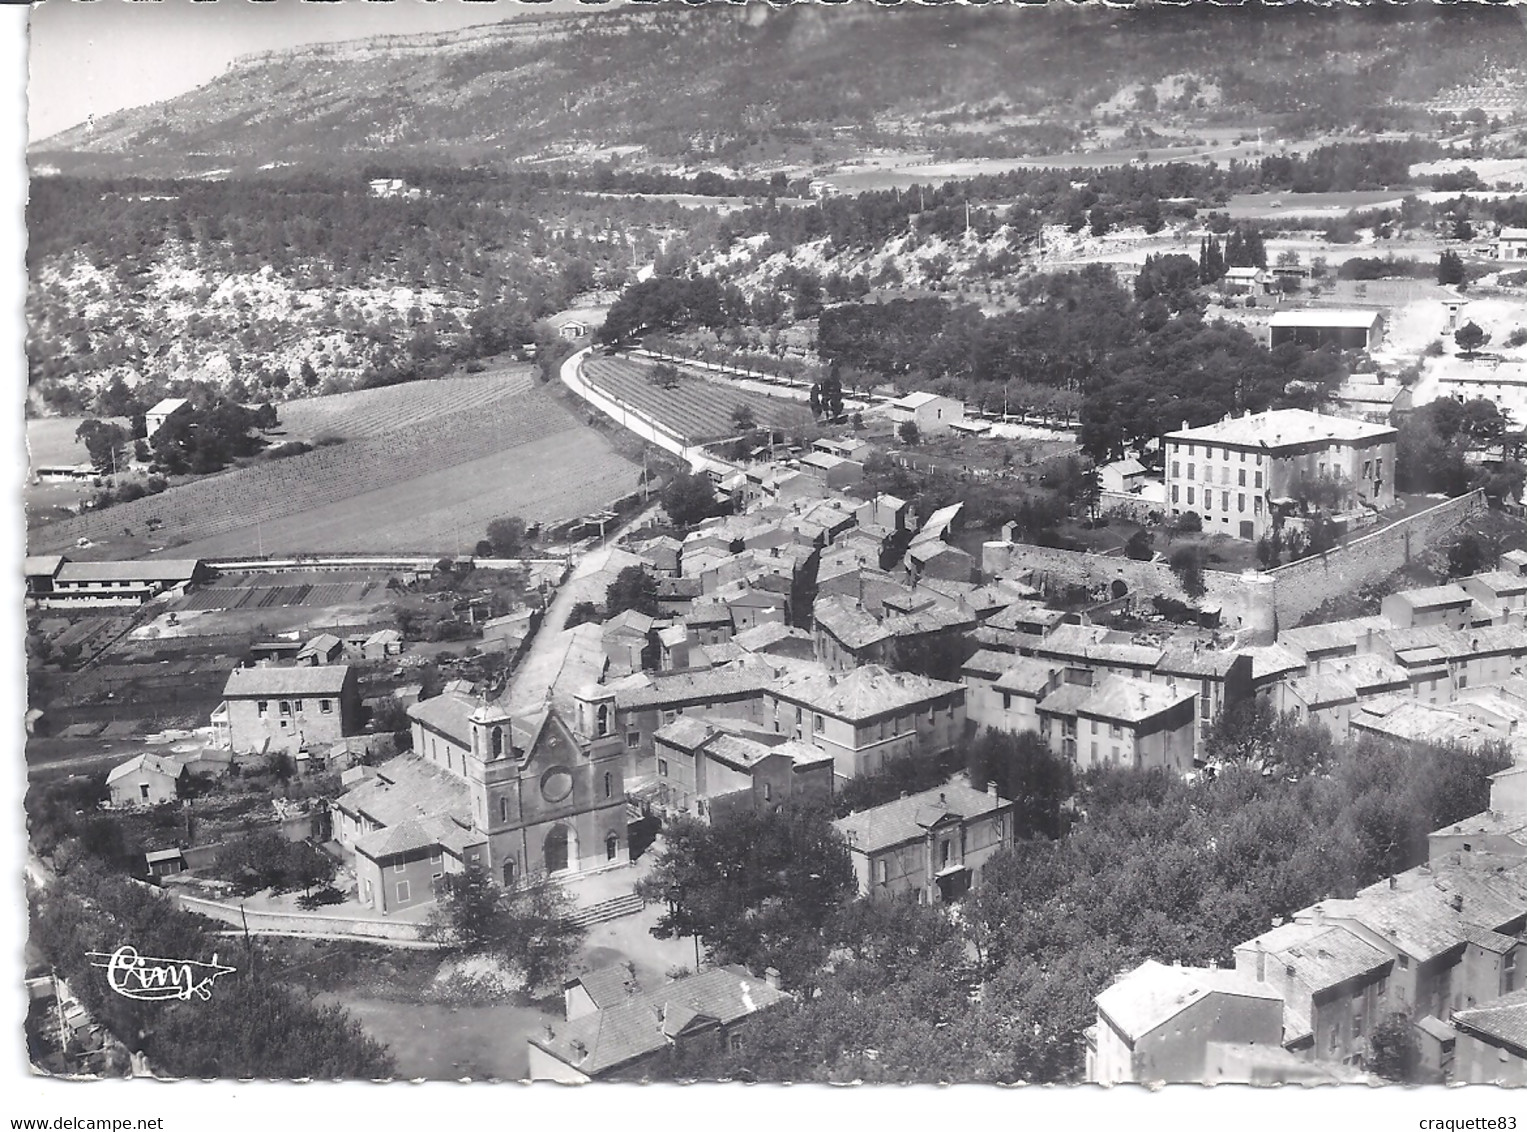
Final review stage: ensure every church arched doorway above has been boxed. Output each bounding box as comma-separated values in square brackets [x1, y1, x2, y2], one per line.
[544, 826, 572, 874]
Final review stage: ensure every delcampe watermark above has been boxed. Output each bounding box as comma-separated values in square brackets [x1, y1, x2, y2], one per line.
[86, 947, 237, 1003]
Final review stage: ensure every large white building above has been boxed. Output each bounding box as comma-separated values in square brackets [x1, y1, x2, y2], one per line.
[1163, 409, 1397, 542]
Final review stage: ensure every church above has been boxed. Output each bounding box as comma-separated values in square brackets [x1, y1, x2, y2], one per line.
[336, 684, 628, 914]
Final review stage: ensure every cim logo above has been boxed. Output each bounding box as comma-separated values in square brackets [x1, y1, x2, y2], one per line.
[86, 946, 237, 1002]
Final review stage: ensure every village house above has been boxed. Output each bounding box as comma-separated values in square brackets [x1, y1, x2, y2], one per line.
[812, 436, 870, 463]
[528, 966, 789, 1082]
[603, 609, 658, 675]
[1277, 616, 1391, 672]
[972, 599, 1067, 655]
[834, 777, 1013, 904]
[1038, 672, 1197, 774]
[887, 390, 965, 436]
[296, 632, 344, 667]
[764, 664, 965, 780]
[962, 651, 1054, 734]
[1152, 645, 1254, 754]
[1276, 655, 1410, 740]
[647, 717, 833, 820]
[1461, 572, 1527, 624]
[812, 592, 976, 672]
[608, 660, 777, 778]
[1163, 408, 1396, 541]
[106, 753, 188, 809]
[144, 397, 190, 437]
[360, 628, 404, 661]
[1086, 959, 1286, 1085]
[1221, 265, 1273, 296]
[797, 451, 864, 492]
[1452, 990, 1527, 1084]
[1033, 623, 1164, 683]
[212, 664, 361, 756]
[1232, 919, 1396, 1066]
[1495, 227, 1527, 263]
[1383, 584, 1474, 631]
[1332, 372, 1413, 424]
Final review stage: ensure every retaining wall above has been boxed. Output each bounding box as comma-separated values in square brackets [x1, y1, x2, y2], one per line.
[983, 490, 1487, 638]
[1267, 490, 1486, 624]
[173, 892, 433, 945]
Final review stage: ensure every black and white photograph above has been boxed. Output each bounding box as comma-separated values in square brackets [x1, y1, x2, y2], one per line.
[10, 0, 1527, 1120]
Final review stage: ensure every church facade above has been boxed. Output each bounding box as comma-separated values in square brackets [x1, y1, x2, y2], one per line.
[342, 685, 629, 913]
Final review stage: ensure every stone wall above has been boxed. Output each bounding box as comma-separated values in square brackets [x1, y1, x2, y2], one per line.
[173, 892, 436, 946]
[1267, 490, 1486, 625]
[981, 491, 1486, 639]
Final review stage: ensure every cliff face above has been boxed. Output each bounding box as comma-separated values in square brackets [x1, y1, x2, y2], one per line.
[31, 4, 1527, 178]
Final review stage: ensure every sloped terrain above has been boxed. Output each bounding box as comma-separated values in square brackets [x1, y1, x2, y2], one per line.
[31, 5, 1527, 177]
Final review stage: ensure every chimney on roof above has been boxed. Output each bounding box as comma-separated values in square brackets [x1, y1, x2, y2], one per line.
[1452, 893, 1465, 913]
[764, 967, 782, 990]
[988, 779, 999, 800]
[939, 792, 947, 804]
[1312, 904, 1325, 927]
[1389, 875, 1397, 890]
[1255, 941, 1266, 982]
[1181, 420, 1189, 432]
[571, 1039, 588, 1059]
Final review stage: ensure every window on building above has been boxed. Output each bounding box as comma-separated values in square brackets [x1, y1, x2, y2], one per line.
[257, 700, 269, 717]
[1240, 451, 1246, 463]
[663, 710, 677, 724]
[627, 731, 640, 748]
[875, 859, 888, 885]
[1171, 485, 1179, 503]
[1376, 459, 1383, 479]
[393, 859, 406, 874]
[1363, 460, 1373, 478]
[1255, 497, 1263, 515]
[1328, 1027, 1338, 1055]
[293, 700, 303, 714]
[280, 701, 292, 717]
[1090, 741, 1098, 759]
[1171, 461, 1180, 477]
[396, 881, 410, 904]
[1187, 487, 1195, 505]
[319, 699, 332, 714]
[814, 714, 825, 734]
[658, 758, 669, 777]
[606, 833, 620, 862]
[139, 783, 150, 800]
[1238, 469, 1246, 486]
[941, 840, 952, 867]
[499, 797, 508, 823]
[1001, 692, 1012, 711]
[1109, 723, 1121, 739]
[1187, 444, 1195, 457]
[1238, 494, 1246, 512]
[764, 782, 773, 803]
[1255, 471, 1264, 489]
[1353, 1012, 1364, 1039]
[1187, 464, 1195, 480]
[1221, 492, 1230, 511]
